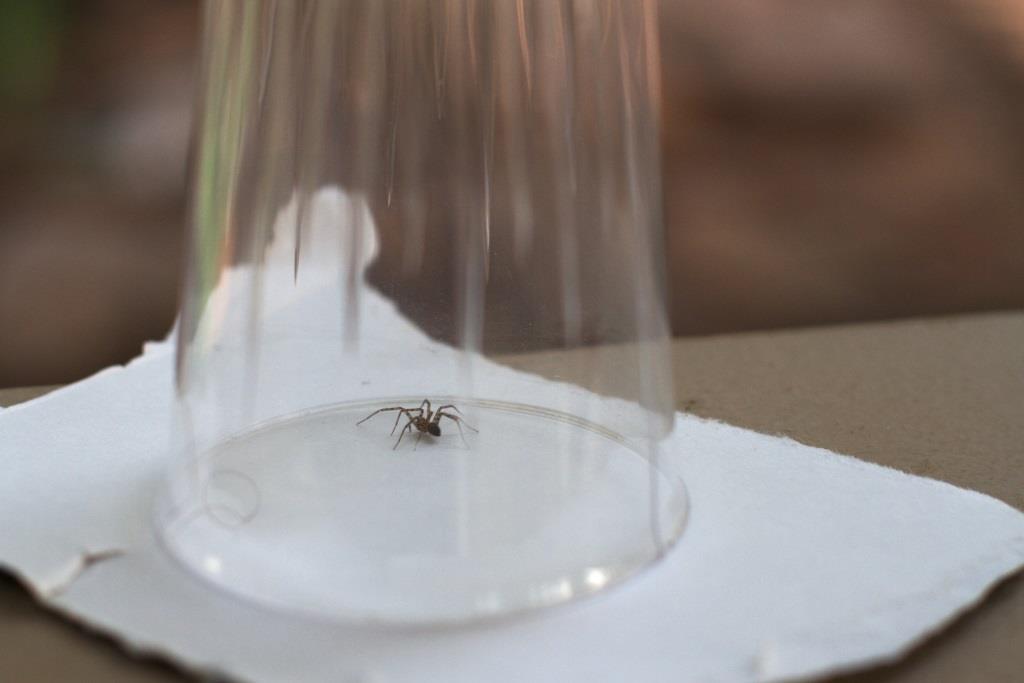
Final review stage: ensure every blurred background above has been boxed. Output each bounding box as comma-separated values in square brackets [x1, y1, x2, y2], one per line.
[2, 0, 1023, 388]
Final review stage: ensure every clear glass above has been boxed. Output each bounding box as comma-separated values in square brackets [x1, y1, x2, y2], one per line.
[158, 0, 686, 624]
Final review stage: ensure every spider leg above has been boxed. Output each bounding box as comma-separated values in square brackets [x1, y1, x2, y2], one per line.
[438, 408, 478, 432]
[414, 431, 423, 451]
[419, 399, 432, 421]
[436, 404, 464, 417]
[390, 408, 422, 435]
[393, 420, 414, 449]
[357, 406, 408, 426]
[438, 412, 475, 447]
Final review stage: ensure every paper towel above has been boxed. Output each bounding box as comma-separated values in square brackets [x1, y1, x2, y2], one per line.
[1, 188, 1022, 682]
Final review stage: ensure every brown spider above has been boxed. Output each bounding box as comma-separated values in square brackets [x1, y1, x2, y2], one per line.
[356, 399, 478, 449]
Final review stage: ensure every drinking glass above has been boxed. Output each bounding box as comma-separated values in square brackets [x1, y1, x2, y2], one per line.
[158, 0, 686, 624]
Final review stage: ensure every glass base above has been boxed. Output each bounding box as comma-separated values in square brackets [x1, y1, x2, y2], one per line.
[157, 398, 688, 624]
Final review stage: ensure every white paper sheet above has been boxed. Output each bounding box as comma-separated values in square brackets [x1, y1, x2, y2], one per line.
[2, 189, 1022, 682]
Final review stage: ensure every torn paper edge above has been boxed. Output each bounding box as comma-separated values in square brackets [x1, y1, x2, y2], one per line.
[758, 538, 1024, 682]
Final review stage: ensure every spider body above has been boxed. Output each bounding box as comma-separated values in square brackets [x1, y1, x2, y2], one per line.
[357, 399, 477, 449]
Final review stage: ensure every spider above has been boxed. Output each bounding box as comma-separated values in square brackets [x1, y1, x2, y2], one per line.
[356, 399, 478, 449]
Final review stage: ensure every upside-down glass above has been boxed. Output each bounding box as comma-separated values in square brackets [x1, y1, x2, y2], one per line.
[158, 0, 686, 624]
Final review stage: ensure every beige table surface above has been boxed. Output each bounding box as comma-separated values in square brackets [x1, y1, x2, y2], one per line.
[1, 311, 1022, 682]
